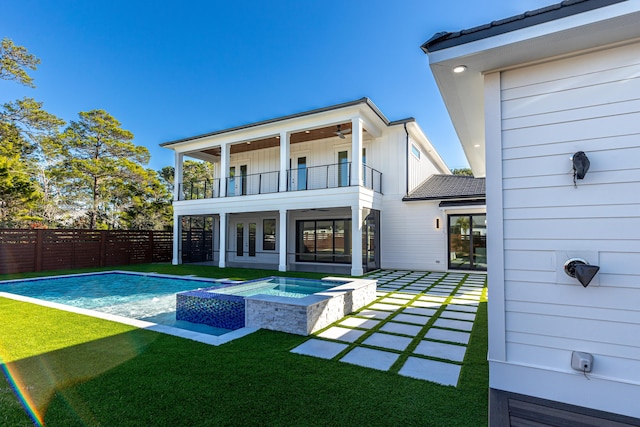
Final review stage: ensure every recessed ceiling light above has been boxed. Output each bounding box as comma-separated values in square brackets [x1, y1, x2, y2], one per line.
[453, 65, 467, 73]
[473, 144, 481, 148]
[305, 130, 310, 134]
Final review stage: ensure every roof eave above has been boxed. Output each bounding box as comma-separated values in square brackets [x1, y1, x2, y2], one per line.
[160, 97, 391, 148]
[424, 1, 640, 179]
[402, 194, 486, 202]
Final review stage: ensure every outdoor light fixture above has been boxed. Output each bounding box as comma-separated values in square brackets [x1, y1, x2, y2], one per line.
[435, 218, 441, 229]
[571, 151, 590, 187]
[564, 258, 600, 287]
[453, 65, 467, 73]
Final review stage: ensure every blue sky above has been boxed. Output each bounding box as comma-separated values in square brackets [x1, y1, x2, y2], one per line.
[2, 0, 553, 171]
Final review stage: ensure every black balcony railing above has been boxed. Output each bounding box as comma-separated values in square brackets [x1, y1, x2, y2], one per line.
[225, 170, 280, 197]
[178, 179, 221, 200]
[287, 162, 352, 191]
[363, 165, 382, 193]
[178, 162, 382, 200]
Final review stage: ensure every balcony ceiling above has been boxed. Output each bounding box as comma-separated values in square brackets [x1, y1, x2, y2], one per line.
[201, 121, 366, 157]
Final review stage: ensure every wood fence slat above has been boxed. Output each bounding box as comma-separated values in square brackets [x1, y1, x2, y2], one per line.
[0, 229, 173, 274]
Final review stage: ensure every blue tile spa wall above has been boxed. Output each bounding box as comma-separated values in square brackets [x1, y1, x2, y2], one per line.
[176, 289, 245, 330]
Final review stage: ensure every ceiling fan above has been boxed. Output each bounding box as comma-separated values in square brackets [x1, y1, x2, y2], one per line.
[334, 124, 352, 139]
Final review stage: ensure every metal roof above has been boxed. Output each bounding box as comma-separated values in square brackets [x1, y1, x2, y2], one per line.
[421, 0, 626, 53]
[403, 174, 486, 201]
[160, 97, 415, 147]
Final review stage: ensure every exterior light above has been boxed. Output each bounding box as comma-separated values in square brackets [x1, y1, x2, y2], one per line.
[453, 65, 467, 73]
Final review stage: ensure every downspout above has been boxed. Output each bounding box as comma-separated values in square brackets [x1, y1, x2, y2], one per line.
[404, 122, 409, 196]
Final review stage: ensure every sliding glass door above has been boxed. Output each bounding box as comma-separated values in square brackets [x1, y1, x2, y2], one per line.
[448, 214, 486, 271]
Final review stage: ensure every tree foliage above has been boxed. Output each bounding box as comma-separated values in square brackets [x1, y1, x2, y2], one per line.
[0, 38, 40, 87]
[160, 160, 215, 198]
[0, 38, 173, 230]
[451, 168, 474, 177]
[59, 110, 170, 229]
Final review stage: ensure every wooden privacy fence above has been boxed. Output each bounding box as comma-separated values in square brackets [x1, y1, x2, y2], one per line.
[0, 229, 173, 275]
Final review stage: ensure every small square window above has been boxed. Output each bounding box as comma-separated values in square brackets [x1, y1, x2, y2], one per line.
[411, 145, 421, 159]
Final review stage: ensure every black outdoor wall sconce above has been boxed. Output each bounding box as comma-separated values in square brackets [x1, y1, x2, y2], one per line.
[572, 151, 590, 187]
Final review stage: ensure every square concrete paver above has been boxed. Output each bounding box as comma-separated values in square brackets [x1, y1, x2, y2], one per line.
[379, 321, 422, 336]
[355, 309, 393, 320]
[363, 332, 412, 351]
[419, 295, 447, 302]
[411, 300, 442, 309]
[339, 317, 381, 329]
[434, 318, 474, 331]
[379, 297, 409, 305]
[447, 304, 478, 312]
[369, 303, 403, 312]
[399, 357, 461, 386]
[393, 313, 431, 325]
[414, 340, 467, 362]
[425, 328, 471, 345]
[403, 306, 437, 317]
[317, 326, 366, 342]
[440, 310, 476, 321]
[340, 347, 400, 371]
[291, 339, 348, 359]
[389, 293, 414, 300]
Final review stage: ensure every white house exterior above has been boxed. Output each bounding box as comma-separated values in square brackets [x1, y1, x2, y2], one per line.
[424, 0, 640, 424]
[161, 98, 485, 276]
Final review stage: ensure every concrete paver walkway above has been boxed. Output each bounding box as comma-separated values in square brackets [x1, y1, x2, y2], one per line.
[291, 270, 486, 387]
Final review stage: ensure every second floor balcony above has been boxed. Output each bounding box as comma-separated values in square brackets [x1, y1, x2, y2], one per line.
[178, 162, 382, 201]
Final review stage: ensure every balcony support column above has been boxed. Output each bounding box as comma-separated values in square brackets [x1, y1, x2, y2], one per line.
[174, 152, 184, 201]
[172, 215, 181, 265]
[350, 204, 364, 276]
[351, 117, 364, 187]
[218, 212, 227, 268]
[279, 131, 289, 192]
[278, 209, 287, 272]
[220, 143, 229, 197]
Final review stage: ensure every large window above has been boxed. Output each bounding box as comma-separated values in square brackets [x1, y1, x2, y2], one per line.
[296, 219, 351, 263]
[263, 219, 276, 250]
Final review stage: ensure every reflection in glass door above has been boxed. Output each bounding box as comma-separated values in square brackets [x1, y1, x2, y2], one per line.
[297, 157, 307, 190]
[448, 214, 486, 271]
[235, 222, 256, 258]
[338, 151, 349, 187]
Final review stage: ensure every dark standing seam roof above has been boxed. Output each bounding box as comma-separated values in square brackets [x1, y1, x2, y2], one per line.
[403, 175, 486, 201]
[421, 0, 627, 53]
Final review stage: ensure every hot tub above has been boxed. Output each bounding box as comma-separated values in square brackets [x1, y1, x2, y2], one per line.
[176, 276, 377, 335]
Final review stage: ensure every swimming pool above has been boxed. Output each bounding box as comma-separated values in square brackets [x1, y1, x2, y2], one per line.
[0, 272, 234, 338]
[0, 271, 377, 340]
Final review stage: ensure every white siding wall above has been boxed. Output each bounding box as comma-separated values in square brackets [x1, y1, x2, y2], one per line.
[408, 136, 441, 192]
[496, 42, 640, 417]
[380, 200, 446, 271]
[379, 127, 448, 271]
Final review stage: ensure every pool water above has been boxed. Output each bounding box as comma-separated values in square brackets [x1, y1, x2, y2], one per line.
[0, 272, 230, 335]
[210, 277, 341, 298]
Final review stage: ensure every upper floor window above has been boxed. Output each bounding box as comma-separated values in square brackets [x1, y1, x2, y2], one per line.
[411, 144, 421, 159]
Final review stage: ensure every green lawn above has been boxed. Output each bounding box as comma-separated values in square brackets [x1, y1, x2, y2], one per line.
[0, 265, 488, 426]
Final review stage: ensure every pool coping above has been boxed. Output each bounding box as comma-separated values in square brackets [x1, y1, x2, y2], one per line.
[0, 270, 259, 346]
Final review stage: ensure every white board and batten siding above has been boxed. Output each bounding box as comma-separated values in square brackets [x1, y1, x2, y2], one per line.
[490, 41, 640, 418]
[380, 129, 447, 272]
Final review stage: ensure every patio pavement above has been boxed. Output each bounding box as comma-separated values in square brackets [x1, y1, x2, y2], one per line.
[291, 270, 486, 387]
